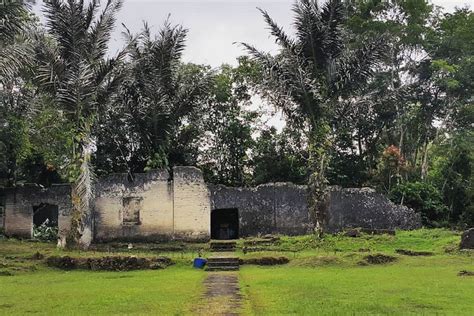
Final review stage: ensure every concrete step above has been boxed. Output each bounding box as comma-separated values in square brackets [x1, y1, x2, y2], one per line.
[207, 257, 239, 263]
[206, 256, 240, 271]
[206, 265, 239, 271]
[210, 248, 236, 252]
[207, 261, 239, 267]
[209, 241, 237, 252]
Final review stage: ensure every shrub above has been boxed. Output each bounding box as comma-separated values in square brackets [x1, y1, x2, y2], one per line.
[390, 181, 447, 226]
[362, 254, 397, 265]
[33, 222, 58, 241]
[46, 256, 173, 271]
[239, 256, 289, 266]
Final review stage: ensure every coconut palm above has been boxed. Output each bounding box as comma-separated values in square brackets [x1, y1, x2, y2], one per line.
[243, 0, 386, 234]
[36, 0, 127, 248]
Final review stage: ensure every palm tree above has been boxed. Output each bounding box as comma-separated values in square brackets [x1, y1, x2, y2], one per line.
[243, 0, 386, 234]
[0, 2, 36, 186]
[96, 20, 213, 174]
[0, 1, 33, 84]
[36, 0, 126, 248]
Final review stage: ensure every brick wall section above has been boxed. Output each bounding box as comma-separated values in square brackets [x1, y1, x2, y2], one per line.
[3, 185, 72, 238]
[172, 166, 211, 240]
[93, 170, 174, 242]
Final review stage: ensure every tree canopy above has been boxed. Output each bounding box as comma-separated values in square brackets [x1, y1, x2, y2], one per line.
[1, 0, 473, 241]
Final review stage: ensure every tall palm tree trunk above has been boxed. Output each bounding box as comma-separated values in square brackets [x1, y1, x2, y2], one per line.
[62, 124, 95, 249]
[307, 120, 331, 237]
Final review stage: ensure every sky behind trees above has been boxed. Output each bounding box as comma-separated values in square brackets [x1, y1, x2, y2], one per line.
[32, 0, 472, 66]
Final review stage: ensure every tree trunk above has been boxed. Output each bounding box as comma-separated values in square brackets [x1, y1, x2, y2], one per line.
[307, 122, 331, 237]
[59, 127, 95, 250]
[420, 137, 429, 180]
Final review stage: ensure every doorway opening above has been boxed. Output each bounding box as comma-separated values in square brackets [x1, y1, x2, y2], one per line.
[211, 208, 239, 240]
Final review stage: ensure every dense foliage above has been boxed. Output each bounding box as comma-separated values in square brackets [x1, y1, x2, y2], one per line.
[0, 0, 472, 233]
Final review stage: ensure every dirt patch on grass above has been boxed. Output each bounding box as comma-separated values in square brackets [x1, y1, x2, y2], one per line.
[395, 249, 434, 256]
[360, 254, 397, 265]
[239, 256, 289, 266]
[292, 256, 341, 267]
[458, 270, 474, 277]
[46, 255, 172, 271]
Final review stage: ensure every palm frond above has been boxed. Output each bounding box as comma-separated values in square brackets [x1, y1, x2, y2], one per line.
[89, 0, 123, 60]
[331, 36, 387, 95]
[320, 0, 345, 59]
[258, 8, 297, 53]
[0, 0, 31, 42]
[0, 39, 32, 84]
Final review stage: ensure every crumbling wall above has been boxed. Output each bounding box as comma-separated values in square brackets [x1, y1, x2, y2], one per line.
[173, 166, 210, 240]
[210, 183, 312, 236]
[94, 170, 174, 242]
[326, 187, 422, 232]
[1, 166, 421, 241]
[210, 184, 421, 236]
[3, 185, 71, 238]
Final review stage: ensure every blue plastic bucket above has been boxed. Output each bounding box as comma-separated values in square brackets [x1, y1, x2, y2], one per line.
[193, 258, 207, 269]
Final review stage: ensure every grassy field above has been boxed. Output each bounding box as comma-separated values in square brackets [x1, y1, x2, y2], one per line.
[240, 257, 474, 315]
[0, 268, 204, 315]
[0, 229, 473, 315]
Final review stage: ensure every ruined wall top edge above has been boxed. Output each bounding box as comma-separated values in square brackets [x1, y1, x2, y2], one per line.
[209, 182, 308, 193]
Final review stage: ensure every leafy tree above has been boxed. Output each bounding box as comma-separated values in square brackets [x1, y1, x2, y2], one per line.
[198, 64, 257, 186]
[390, 181, 447, 227]
[252, 127, 308, 185]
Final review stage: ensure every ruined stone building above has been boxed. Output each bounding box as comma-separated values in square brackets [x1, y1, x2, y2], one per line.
[0, 166, 421, 242]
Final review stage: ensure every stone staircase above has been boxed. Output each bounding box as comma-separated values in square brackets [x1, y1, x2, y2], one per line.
[209, 240, 237, 252]
[206, 256, 240, 271]
[206, 240, 239, 271]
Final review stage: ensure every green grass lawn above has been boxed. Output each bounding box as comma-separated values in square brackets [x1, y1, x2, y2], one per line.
[237, 229, 474, 315]
[240, 256, 474, 315]
[0, 229, 473, 315]
[0, 266, 205, 315]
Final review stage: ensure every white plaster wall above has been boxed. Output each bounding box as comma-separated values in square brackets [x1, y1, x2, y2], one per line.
[172, 166, 211, 239]
[94, 171, 174, 241]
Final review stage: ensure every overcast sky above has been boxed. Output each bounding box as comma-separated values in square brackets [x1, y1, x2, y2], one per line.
[32, 0, 473, 67]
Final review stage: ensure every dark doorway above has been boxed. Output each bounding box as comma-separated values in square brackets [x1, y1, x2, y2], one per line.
[33, 203, 59, 227]
[211, 208, 239, 240]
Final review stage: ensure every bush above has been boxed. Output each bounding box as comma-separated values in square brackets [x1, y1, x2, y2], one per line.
[390, 182, 447, 226]
[32, 222, 58, 241]
[46, 256, 173, 271]
[239, 256, 289, 266]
